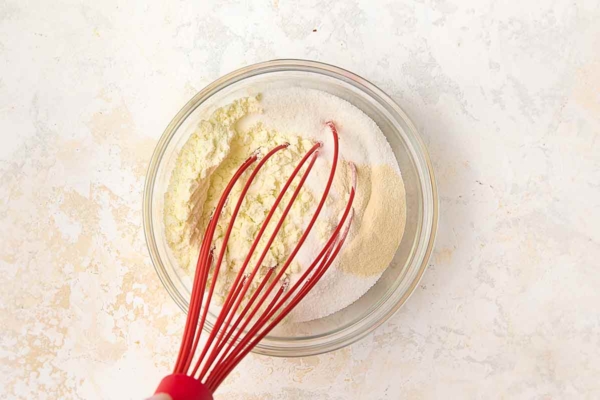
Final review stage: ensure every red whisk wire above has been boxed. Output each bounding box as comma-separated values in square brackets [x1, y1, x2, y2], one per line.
[203, 121, 345, 386]
[158, 122, 356, 400]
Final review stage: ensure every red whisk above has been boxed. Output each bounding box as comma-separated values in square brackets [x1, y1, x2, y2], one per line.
[153, 122, 356, 400]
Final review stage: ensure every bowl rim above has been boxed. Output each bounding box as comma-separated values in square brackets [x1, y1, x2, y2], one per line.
[143, 59, 438, 357]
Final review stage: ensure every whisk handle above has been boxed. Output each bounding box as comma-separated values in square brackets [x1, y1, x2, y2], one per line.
[155, 374, 213, 400]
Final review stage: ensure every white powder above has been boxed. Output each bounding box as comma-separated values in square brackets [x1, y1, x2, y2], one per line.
[239, 88, 398, 168]
[164, 87, 406, 322]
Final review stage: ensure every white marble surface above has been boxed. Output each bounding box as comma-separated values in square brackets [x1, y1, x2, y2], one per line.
[1, 0, 599, 399]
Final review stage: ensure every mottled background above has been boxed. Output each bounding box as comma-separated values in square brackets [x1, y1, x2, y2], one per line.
[1, 0, 599, 399]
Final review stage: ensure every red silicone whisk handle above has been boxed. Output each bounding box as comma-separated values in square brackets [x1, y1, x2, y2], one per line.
[155, 374, 213, 400]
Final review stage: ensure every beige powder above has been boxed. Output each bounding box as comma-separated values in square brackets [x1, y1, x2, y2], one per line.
[339, 164, 406, 277]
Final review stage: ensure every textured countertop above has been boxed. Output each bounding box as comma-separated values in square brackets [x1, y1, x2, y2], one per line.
[1, 1, 599, 399]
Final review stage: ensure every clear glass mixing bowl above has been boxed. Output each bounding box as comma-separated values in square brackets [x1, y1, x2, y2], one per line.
[143, 59, 438, 357]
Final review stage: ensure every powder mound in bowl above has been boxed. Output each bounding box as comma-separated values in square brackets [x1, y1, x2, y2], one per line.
[163, 87, 406, 322]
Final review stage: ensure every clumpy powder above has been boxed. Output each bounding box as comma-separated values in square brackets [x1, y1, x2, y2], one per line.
[164, 87, 406, 322]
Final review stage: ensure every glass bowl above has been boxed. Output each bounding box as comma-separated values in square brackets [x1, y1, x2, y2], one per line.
[143, 59, 438, 357]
